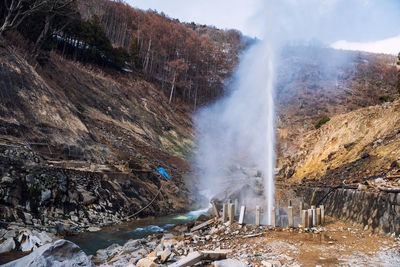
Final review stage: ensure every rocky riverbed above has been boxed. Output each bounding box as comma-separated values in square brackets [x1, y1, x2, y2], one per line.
[2, 214, 400, 266]
[89, 216, 400, 266]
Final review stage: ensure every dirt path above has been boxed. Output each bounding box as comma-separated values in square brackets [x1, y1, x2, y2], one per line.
[187, 219, 400, 266]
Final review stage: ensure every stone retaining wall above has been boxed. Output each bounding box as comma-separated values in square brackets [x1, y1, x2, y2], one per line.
[0, 156, 190, 232]
[293, 186, 400, 235]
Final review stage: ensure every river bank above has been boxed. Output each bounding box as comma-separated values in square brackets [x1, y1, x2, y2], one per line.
[93, 216, 400, 266]
[0, 208, 208, 265]
[2, 209, 399, 266]
[67, 208, 209, 256]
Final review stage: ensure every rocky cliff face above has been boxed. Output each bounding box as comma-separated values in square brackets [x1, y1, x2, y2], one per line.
[0, 43, 199, 230]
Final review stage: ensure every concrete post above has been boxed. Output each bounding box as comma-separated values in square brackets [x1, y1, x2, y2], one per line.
[308, 209, 313, 228]
[255, 206, 261, 226]
[316, 208, 321, 225]
[234, 199, 239, 214]
[288, 206, 294, 228]
[238, 206, 246, 225]
[311, 205, 316, 226]
[319, 205, 325, 224]
[222, 203, 228, 222]
[301, 210, 307, 228]
[271, 207, 276, 227]
[228, 203, 235, 225]
[211, 201, 219, 218]
[312, 209, 316, 226]
[275, 200, 280, 216]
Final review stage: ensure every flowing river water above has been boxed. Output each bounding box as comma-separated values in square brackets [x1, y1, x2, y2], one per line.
[66, 208, 208, 256]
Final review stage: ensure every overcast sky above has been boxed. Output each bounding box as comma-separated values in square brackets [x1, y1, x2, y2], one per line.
[127, 0, 400, 55]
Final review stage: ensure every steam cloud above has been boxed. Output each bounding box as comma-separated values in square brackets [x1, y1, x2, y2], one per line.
[194, 0, 400, 224]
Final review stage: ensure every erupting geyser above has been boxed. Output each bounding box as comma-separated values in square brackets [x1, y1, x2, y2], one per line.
[195, 39, 278, 224]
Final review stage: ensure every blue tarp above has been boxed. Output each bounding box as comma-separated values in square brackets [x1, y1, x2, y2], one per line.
[156, 168, 171, 180]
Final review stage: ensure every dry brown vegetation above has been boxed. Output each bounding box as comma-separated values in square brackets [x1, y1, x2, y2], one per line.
[0, 43, 200, 214]
[77, 0, 247, 108]
[275, 48, 400, 183]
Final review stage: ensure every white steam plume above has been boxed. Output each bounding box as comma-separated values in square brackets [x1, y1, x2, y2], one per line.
[194, 0, 400, 225]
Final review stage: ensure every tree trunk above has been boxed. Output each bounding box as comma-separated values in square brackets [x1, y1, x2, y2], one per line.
[169, 72, 176, 105]
[143, 38, 152, 73]
[34, 14, 52, 54]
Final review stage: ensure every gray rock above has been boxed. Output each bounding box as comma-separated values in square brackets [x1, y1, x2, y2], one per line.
[95, 243, 121, 262]
[88, 227, 101, 232]
[55, 222, 66, 236]
[17, 229, 42, 252]
[81, 191, 98, 205]
[137, 257, 158, 267]
[373, 139, 383, 147]
[262, 261, 273, 267]
[37, 231, 55, 245]
[0, 238, 16, 253]
[2, 239, 93, 267]
[1, 176, 14, 183]
[213, 259, 248, 267]
[3, 229, 16, 239]
[41, 189, 52, 203]
[25, 174, 35, 183]
[121, 239, 142, 252]
[262, 260, 282, 267]
[0, 229, 6, 238]
[160, 248, 172, 263]
[23, 212, 33, 221]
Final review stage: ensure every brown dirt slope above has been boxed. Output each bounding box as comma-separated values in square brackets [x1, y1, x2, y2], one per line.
[0, 43, 199, 221]
[278, 99, 400, 185]
[275, 47, 399, 184]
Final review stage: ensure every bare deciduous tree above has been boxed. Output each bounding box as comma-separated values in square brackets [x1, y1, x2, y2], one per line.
[33, 0, 76, 52]
[0, 0, 48, 36]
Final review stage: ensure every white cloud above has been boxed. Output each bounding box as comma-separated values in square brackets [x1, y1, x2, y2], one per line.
[331, 35, 400, 55]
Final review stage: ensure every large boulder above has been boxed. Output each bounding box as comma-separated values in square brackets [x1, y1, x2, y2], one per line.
[18, 229, 42, 252]
[2, 239, 94, 267]
[0, 238, 16, 253]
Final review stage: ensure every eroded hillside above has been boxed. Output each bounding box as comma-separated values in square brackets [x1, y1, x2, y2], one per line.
[275, 47, 399, 183]
[0, 43, 199, 229]
[290, 99, 400, 185]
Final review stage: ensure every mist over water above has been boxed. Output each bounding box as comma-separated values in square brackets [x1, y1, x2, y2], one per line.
[194, 0, 400, 225]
